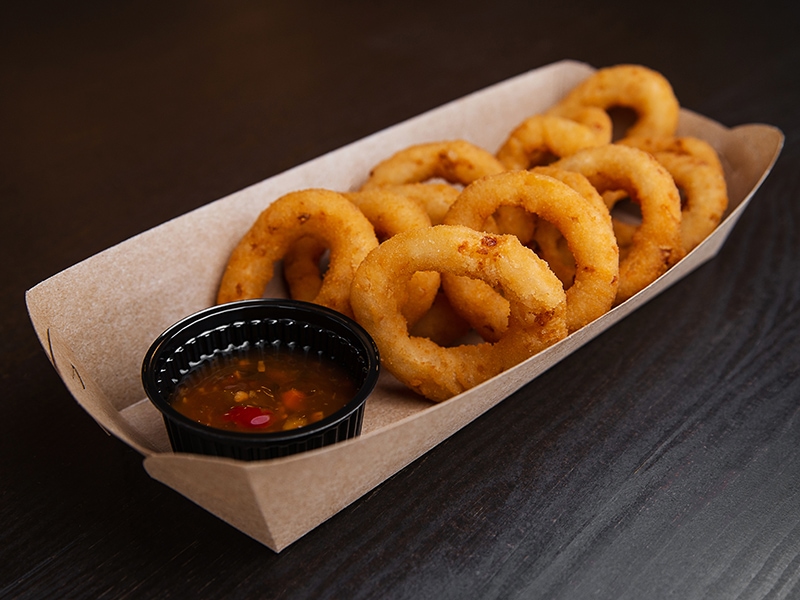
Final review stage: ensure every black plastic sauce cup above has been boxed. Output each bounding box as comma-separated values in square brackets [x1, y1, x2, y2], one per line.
[142, 299, 380, 461]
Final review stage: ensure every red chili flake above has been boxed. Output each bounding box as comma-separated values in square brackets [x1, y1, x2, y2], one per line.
[223, 405, 273, 428]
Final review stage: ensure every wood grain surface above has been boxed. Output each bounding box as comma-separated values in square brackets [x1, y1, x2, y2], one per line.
[2, 1, 799, 598]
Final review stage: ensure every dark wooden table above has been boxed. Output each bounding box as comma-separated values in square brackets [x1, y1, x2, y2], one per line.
[3, 1, 799, 598]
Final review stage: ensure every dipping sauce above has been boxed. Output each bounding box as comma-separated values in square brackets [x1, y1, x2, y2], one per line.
[170, 347, 358, 434]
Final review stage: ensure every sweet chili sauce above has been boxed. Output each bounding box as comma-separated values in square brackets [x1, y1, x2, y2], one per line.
[170, 347, 357, 434]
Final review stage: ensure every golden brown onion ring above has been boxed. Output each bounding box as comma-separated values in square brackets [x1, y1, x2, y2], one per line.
[217, 189, 379, 317]
[619, 136, 729, 252]
[350, 224, 568, 401]
[369, 181, 508, 236]
[496, 113, 612, 171]
[547, 64, 680, 140]
[282, 187, 440, 325]
[619, 135, 724, 173]
[407, 290, 472, 347]
[530, 166, 613, 289]
[282, 236, 326, 302]
[360, 140, 506, 189]
[553, 144, 684, 303]
[443, 170, 619, 337]
[379, 182, 461, 225]
[360, 140, 537, 243]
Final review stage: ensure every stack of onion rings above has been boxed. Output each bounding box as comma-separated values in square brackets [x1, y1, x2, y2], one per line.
[215, 63, 730, 402]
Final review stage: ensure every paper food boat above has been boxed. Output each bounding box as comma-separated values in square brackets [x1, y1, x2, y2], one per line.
[25, 60, 784, 552]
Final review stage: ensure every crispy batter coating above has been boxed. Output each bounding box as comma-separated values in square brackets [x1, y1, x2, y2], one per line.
[620, 136, 728, 252]
[360, 140, 505, 189]
[282, 188, 440, 326]
[497, 113, 612, 170]
[350, 225, 568, 401]
[547, 64, 680, 140]
[217, 189, 378, 317]
[554, 144, 684, 304]
[530, 166, 614, 289]
[215, 63, 729, 403]
[443, 170, 619, 337]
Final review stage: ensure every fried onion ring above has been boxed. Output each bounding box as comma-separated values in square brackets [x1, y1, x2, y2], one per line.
[350, 225, 568, 401]
[547, 64, 680, 140]
[367, 182, 511, 237]
[360, 140, 506, 189]
[282, 236, 326, 301]
[620, 136, 729, 252]
[217, 189, 379, 317]
[619, 135, 724, 173]
[282, 187, 440, 325]
[443, 170, 619, 337]
[360, 140, 538, 243]
[496, 113, 612, 170]
[407, 290, 472, 347]
[553, 144, 683, 303]
[610, 218, 638, 262]
[379, 182, 461, 225]
[530, 166, 613, 288]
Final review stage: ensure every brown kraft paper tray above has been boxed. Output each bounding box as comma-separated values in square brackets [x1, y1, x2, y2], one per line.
[25, 60, 784, 552]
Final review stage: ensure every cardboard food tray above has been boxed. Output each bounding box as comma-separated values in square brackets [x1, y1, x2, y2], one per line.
[25, 60, 783, 552]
